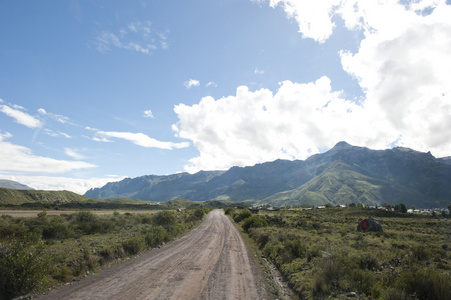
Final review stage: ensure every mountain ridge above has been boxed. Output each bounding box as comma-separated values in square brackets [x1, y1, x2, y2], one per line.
[85, 142, 451, 208]
[0, 179, 34, 190]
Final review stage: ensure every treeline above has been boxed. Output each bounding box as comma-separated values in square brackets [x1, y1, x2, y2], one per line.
[0, 208, 209, 300]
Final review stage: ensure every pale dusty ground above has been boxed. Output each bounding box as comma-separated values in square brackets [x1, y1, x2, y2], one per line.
[38, 209, 269, 300]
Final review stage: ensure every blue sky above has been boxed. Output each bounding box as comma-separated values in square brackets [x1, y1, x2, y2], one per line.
[1, 0, 450, 194]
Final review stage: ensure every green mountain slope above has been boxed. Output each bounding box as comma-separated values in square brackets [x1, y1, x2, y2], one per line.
[85, 142, 451, 208]
[0, 188, 146, 206]
[262, 161, 429, 207]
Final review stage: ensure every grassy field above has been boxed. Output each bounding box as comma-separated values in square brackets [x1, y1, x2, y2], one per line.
[228, 207, 450, 299]
[0, 208, 209, 300]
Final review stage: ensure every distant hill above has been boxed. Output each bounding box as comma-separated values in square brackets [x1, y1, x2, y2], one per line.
[0, 187, 148, 207]
[85, 142, 451, 208]
[0, 187, 239, 209]
[0, 179, 34, 190]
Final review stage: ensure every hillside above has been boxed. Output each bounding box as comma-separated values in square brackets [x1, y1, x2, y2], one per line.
[0, 179, 33, 190]
[85, 142, 451, 208]
[0, 187, 147, 207]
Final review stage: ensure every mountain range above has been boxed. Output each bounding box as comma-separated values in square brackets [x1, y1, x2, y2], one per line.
[85, 142, 451, 208]
[0, 179, 33, 190]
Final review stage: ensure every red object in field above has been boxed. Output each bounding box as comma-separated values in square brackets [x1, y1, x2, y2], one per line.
[361, 219, 369, 231]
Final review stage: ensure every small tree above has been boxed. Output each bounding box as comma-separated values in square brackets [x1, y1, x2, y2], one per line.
[399, 203, 407, 213]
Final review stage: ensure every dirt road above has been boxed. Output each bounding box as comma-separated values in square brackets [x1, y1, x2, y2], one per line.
[39, 209, 266, 300]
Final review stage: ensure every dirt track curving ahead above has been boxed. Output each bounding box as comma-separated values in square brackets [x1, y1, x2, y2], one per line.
[39, 209, 266, 300]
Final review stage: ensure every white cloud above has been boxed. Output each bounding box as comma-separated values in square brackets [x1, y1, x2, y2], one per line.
[254, 68, 265, 75]
[173, 76, 393, 173]
[175, 0, 451, 173]
[65, 148, 85, 160]
[258, 0, 451, 158]
[94, 20, 167, 54]
[143, 109, 154, 118]
[43, 129, 71, 138]
[206, 81, 218, 88]
[0, 103, 42, 128]
[0, 132, 96, 173]
[268, 0, 341, 43]
[90, 129, 189, 150]
[0, 174, 125, 195]
[38, 107, 74, 125]
[338, 0, 451, 156]
[184, 79, 200, 88]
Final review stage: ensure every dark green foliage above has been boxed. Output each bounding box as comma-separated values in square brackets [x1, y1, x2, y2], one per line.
[242, 216, 268, 233]
[0, 234, 48, 300]
[122, 236, 145, 255]
[144, 226, 167, 247]
[153, 210, 176, 226]
[396, 267, 451, 300]
[193, 208, 205, 220]
[224, 207, 235, 215]
[233, 209, 252, 222]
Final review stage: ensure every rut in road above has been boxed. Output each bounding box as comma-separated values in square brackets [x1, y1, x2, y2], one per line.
[39, 209, 261, 300]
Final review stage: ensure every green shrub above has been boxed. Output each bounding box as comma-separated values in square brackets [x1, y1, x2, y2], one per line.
[357, 253, 378, 270]
[396, 267, 451, 300]
[73, 211, 103, 235]
[154, 211, 176, 226]
[145, 226, 167, 247]
[233, 209, 252, 222]
[0, 234, 48, 300]
[193, 208, 205, 221]
[242, 216, 268, 233]
[280, 239, 306, 263]
[312, 259, 344, 297]
[122, 236, 145, 255]
[382, 288, 410, 300]
[224, 207, 235, 215]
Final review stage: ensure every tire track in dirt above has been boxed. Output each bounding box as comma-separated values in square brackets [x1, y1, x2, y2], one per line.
[39, 209, 262, 300]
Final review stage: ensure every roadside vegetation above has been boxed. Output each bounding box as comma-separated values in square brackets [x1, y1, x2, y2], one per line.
[228, 207, 450, 299]
[0, 208, 209, 300]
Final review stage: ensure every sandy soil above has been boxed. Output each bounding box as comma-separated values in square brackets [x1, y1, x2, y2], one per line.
[38, 209, 267, 300]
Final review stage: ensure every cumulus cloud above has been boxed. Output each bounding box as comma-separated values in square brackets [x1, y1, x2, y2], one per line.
[89, 128, 189, 150]
[174, 77, 393, 173]
[338, 0, 451, 155]
[94, 20, 168, 54]
[174, 0, 450, 172]
[143, 109, 154, 118]
[184, 79, 200, 88]
[0, 102, 42, 128]
[268, 0, 340, 43]
[0, 132, 96, 173]
[206, 81, 218, 88]
[0, 174, 125, 195]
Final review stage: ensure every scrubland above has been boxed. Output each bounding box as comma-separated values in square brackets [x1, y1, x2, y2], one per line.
[0, 208, 209, 300]
[228, 207, 450, 300]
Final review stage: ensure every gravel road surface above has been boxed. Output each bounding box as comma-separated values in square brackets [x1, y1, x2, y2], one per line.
[39, 209, 265, 300]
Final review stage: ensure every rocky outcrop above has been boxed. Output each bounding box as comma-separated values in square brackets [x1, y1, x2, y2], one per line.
[357, 217, 383, 233]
